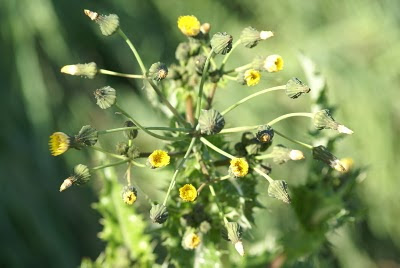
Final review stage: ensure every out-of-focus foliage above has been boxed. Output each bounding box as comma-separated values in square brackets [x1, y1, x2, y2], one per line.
[1, 0, 400, 267]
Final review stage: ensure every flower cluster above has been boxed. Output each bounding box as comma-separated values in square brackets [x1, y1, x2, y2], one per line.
[51, 11, 355, 265]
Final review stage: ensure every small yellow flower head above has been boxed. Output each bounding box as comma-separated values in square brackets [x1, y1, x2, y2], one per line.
[340, 158, 354, 173]
[49, 132, 70, 156]
[177, 15, 201, 37]
[122, 186, 137, 205]
[244, 69, 261, 86]
[264, 54, 284, 72]
[148, 150, 170, 168]
[229, 158, 249, 178]
[179, 184, 197, 202]
[182, 232, 201, 250]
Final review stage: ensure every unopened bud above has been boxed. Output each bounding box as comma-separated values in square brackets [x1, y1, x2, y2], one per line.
[199, 109, 225, 135]
[211, 32, 233, 55]
[61, 62, 98, 79]
[94, 86, 116, 109]
[240, 26, 273, 48]
[312, 145, 346, 172]
[150, 203, 169, 224]
[268, 180, 291, 204]
[313, 110, 353, 135]
[200, 23, 211, 34]
[285, 77, 311, 99]
[84, 9, 119, 36]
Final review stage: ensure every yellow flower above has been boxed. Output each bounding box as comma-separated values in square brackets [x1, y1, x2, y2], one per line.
[49, 132, 70, 156]
[177, 15, 201, 37]
[244, 69, 261, 86]
[179, 184, 197, 202]
[340, 158, 354, 173]
[123, 190, 137, 205]
[148, 150, 170, 168]
[264, 54, 284, 72]
[229, 158, 249, 177]
[182, 232, 201, 250]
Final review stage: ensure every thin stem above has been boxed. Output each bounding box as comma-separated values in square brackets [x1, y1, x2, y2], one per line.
[219, 112, 314, 134]
[162, 137, 197, 206]
[98, 126, 192, 135]
[98, 69, 144, 79]
[91, 159, 129, 171]
[255, 154, 274, 160]
[114, 103, 185, 141]
[253, 167, 274, 183]
[185, 95, 195, 126]
[209, 184, 229, 226]
[197, 175, 230, 194]
[274, 130, 313, 149]
[130, 160, 147, 168]
[221, 85, 286, 116]
[206, 83, 218, 110]
[89, 146, 127, 160]
[201, 45, 217, 69]
[199, 137, 234, 159]
[220, 40, 241, 71]
[125, 163, 132, 185]
[118, 29, 147, 75]
[195, 48, 215, 120]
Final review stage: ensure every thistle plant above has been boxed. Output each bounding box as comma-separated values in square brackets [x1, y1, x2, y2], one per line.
[52, 10, 358, 266]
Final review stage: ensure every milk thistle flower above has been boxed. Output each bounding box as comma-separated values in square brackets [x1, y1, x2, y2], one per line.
[49, 132, 71, 156]
[60, 62, 98, 79]
[179, 184, 197, 202]
[264, 54, 284, 72]
[182, 231, 201, 250]
[177, 15, 201, 37]
[121, 185, 137, 205]
[148, 150, 170, 168]
[244, 69, 261, 86]
[229, 158, 249, 177]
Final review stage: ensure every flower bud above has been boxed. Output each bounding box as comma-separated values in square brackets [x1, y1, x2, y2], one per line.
[61, 62, 98, 79]
[211, 32, 233, 55]
[240, 26, 273, 48]
[199, 109, 225, 135]
[121, 185, 137, 205]
[268, 180, 291, 204]
[243, 69, 261, 86]
[312, 145, 346, 172]
[74, 125, 98, 147]
[148, 62, 168, 81]
[199, 221, 211, 233]
[49, 132, 72, 156]
[179, 184, 197, 202]
[182, 230, 201, 250]
[177, 15, 201, 37]
[313, 110, 353, 134]
[256, 125, 274, 143]
[123, 120, 138, 140]
[229, 158, 249, 178]
[268, 145, 305, 164]
[94, 86, 116, 109]
[285, 77, 311, 99]
[116, 142, 129, 155]
[222, 222, 244, 256]
[60, 164, 91, 192]
[200, 23, 211, 34]
[194, 55, 207, 75]
[175, 42, 191, 62]
[84, 9, 119, 36]
[150, 203, 169, 224]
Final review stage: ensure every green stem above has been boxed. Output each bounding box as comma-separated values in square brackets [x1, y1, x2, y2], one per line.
[221, 85, 286, 116]
[219, 112, 314, 134]
[130, 160, 146, 168]
[201, 45, 217, 69]
[118, 29, 147, 75]
[274, 130, 313, 149]
[98, 69, 144, 79]
[199, 137, 235, 159]
[255, 154, 274, 160]
[91, 159, 129, 171]
[197, 175, 230, 194]
[220, 40, 241, 71]
[162, 137, 197, 206]
[114, 103, 185, 141]
[224, 63, 253, 74]
[253, 167, 273, 183]
[90, 146, 127, 160]
[195, 48, 215, 120]
[98, 126, 192, 135]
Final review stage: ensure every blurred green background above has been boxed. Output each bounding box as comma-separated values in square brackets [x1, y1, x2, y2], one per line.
[1, 0, 400, 267]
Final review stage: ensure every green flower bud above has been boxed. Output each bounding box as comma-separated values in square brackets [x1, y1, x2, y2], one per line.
[312, 145, 346, 172]
[268, 180, 291, 204]
[268, 145, 305, 164]
[84, 10, 119, 36]
[116, 142, 129, 156]
[222, 222, 244, 256]
[60, 62, 98, 79]
[148, 62, 168, 81]
[194, 55, 207, 75]
[73, 125, 98, 148]
[94, 86, 116, 109]
[199, 221, 211, 233]
[240, 26, 273, 48]
[150, 203, 169, 224]
[200, 23, 211, 34]
[199, 109, 225, 135]
[256, 125, 274, 143]
[313, 110, 354, 134]
[123, 120, 138, 140]
[60, 164, 91, 192]
[175, 42, 191, 62]
[211, 32, 233, 55]
[285, 77, 311, 99]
